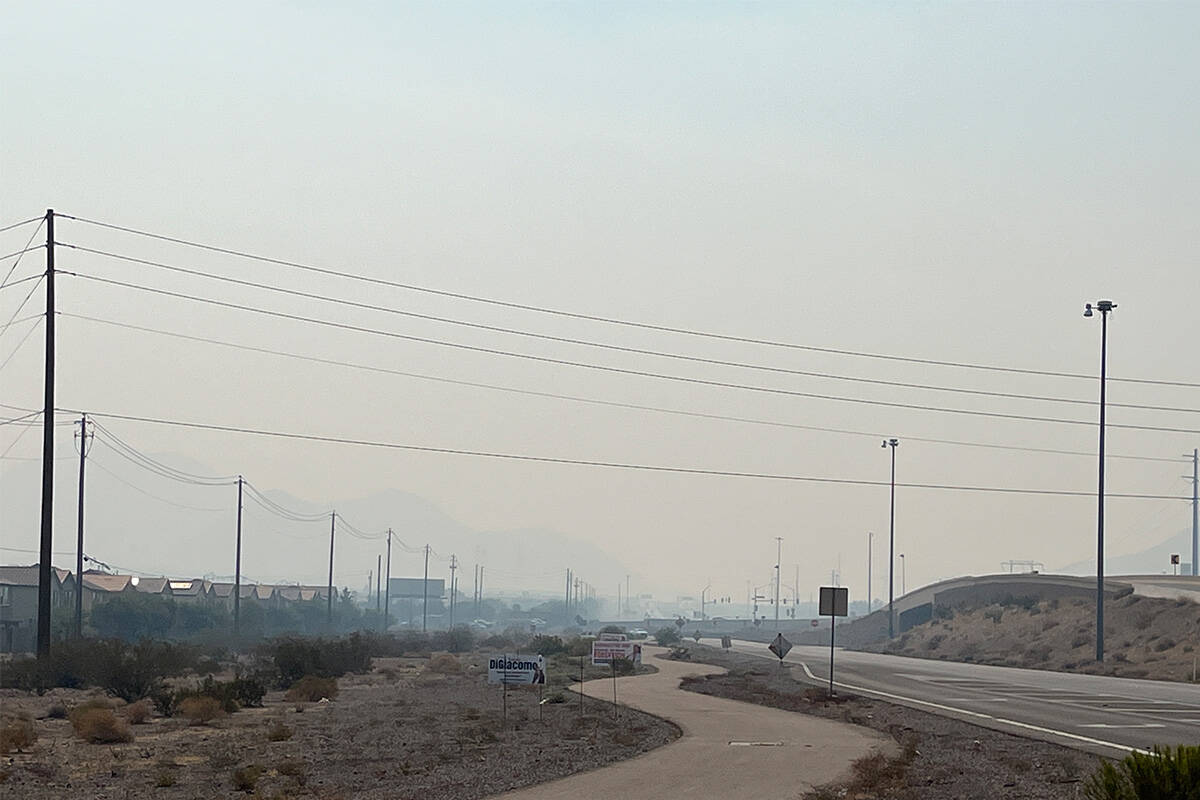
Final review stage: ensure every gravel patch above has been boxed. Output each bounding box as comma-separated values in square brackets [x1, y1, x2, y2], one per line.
[0, 654, 677, 799]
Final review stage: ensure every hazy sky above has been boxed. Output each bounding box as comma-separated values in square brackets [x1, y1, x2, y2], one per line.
[2, 3, 1197, 603]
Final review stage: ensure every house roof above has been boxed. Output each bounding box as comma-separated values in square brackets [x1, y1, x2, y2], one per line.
[0, 565, 73, 587]
[0, 565, 41, 587]
[210, 583, 235, 598]
[132, 577, 170, 594]
[82, 574, 133, 593]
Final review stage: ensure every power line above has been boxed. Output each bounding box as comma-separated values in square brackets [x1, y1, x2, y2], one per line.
[0, 274, 44, 339]
[0, 317, 43, 375]
[58, 213, 1200, 389]
[90, 420, 238, 485]
[0, 217, 45, 289]
[64, 272, 1200, 435]
[62, 243, 1199, 415]
[60, 312, 1186, 463]
[78, 409, 1190, 501]
[0, 215, 43, 235]
[87, 454, 228, 512]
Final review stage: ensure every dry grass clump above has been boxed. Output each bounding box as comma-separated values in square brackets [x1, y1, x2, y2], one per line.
[266, 721, 293, 741]
[427, 653, 462, 674]
[179, 696, 226, 724]
[69, 707, 133, 744]
[285, 675, 338, 702]
[0, 718, 36, 753]
[123, 699, 152, 724]
[231, 763, 263, 792]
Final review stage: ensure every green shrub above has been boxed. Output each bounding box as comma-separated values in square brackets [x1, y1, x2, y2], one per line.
[610, 656, 635, 676]
[654, 627, 682, 646]
[530, 635, 566, 656]
[267, 633, 371, 687]
[266, 721, 293, 741]
[1084, 745, 1200, 799]
[565, 636, 593, 656]
[284, 675, 338, 702]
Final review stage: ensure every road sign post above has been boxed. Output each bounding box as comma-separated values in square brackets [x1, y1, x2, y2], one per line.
[819, 586, 849, 696]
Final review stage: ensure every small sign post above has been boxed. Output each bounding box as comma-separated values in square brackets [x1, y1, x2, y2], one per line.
[692, 629, 702, 643]
[819, 586, 849, 696]
[721, 635, 732, 650]
[1171, 553, 1181, 575]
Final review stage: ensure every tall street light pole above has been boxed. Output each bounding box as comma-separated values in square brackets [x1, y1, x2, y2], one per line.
[1084, 300, 1116, 663]
[882, 438, 899, 638]
[899, 553, 906, 595]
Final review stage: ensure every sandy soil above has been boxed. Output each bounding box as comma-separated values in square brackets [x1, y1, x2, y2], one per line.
[861, 593, 1200, 682]
[669, 643, 1103, 800]
[0, 653, 677, 799]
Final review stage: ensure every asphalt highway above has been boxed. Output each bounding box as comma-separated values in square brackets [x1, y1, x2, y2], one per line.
[730, 641, 1200, 756]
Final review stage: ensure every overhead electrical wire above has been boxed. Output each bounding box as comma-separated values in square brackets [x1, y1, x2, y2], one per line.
[87, 454, 228, 512]
[56, 312, 1190, 464]
[58, 213, 1200, 389]
[0, 217, 44, 289]
[64, 273, 1200, 435]
[0, 317, 43, 375]
[61, 244, 1199, 416]
[90, 420, 238, 485]
[78, 409, 1189, 501]
[0, 274, 44, 339]
[0, 215, 43, 235]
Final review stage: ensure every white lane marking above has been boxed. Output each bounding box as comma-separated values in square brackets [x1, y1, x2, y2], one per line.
[792, 660, 1149, 755]
[945, 698, 1008, 703]
[1079, 724, 1165, 729]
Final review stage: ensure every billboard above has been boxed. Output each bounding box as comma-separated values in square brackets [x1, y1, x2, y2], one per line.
[591, 640, 642, 666]
[388, 578, 445, 598]
[487, 654, 546, 685]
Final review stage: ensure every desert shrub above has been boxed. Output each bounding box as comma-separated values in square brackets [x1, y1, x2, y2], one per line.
[610, 656, 635, 676]
[124, 699, 152, 724]
[178, 696, 226, 724]
[0, 719, 36, 753]
[155, 770, 177, 787]
[45, 704, 68, 719]
[1071, 634, 1091, 649]
[654, 627, 681, 646]
[150, 687, 180, 717]
[285, 675, 338, 702]
[267, 634, 371, 687]
[983, 607, 1004, 625]
[478, 634, 515, 650]
[566, 636, 594, 656]
[1084, 744, 1200, 800]
[276, 758, 307, 778]
[1154, 638, 1176, 652]
[544, 691, 567, 704]
[70, 707, 133, 743]
[599, 625, 625, 634]
[195, 656, 222, 675]
[530, 635, 566, 656]
[925, 634, 945, 651]
[427, 653, 462, 674]
[429, 627, 475, 654]
[231, 764, 263, 792]
[266, 721, 293, 741]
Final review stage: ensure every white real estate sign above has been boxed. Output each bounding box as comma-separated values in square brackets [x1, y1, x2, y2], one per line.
[591, 639, 643, 666]
[487, 654, 546, 685]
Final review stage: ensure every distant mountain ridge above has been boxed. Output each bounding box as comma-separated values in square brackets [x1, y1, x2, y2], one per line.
[1056, 527, 1194, 575]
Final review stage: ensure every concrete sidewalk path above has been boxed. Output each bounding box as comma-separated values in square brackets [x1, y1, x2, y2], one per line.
[497, 647, 890, 799]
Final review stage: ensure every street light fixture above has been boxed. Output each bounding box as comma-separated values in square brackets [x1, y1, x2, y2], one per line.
[882, 438, 899, 637]
[1084, 299, 1116, 663]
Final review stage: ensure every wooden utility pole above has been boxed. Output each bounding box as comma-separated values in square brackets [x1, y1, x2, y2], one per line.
[36, 209, 55, 657]
[384, 529, 392, 631]
[327, 512, 336, 626]
[74, 413, 90, 638]
[234, 476, 244, 636]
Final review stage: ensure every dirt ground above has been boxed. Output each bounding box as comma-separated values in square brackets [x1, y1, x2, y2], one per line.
[668, 643, 1103, 800]
[861, 593, 1200, 682]
[0, 653, 677, 799]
